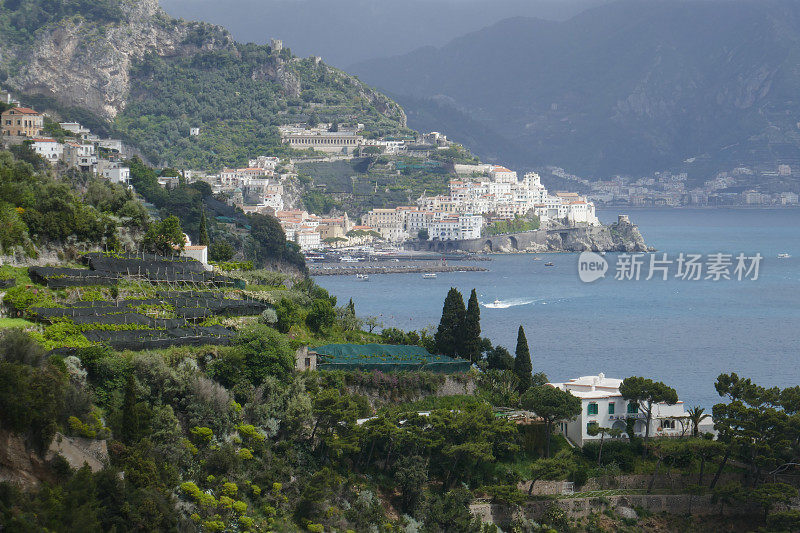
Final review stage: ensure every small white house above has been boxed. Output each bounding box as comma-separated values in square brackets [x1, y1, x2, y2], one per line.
[97, 160, 130, 185]
[31, 138, 63, 163]
[548, 373, 687, 446]
[189, 127, 200, 136]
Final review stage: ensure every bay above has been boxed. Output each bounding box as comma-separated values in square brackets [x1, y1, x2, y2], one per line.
[314, 208, 800, 408]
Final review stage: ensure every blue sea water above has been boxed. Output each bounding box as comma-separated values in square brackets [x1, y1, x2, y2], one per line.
[314, 209, 800, 408]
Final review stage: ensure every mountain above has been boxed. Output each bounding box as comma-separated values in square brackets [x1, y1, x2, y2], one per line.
[0, 0, 408, 169]
[352, 0, 800, 178]
[159, 0, 607, 67]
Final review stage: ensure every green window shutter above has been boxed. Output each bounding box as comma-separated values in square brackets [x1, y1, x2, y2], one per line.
[588, 403, 598, 415]
[627, 402, 638, 414]
[587, 421, 598, 432]
[608, 403, 615, 415]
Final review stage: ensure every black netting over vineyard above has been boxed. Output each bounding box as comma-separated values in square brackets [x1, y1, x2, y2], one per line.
[83, 326, 233, 350]
[70, 313, 153, 326]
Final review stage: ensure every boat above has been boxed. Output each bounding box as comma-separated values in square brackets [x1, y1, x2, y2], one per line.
[778, 253, 791, 259]
[532, 256, 541, 261]
[544, 262, 555, 267]
[340, 255, 360, 263]
[356, 274, 370, 281]
[422, 273, 437, 279]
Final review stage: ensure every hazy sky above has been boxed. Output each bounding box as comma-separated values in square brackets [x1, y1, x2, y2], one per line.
[160, 0, 607, 66]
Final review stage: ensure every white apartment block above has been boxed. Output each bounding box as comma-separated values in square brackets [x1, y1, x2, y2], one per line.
[295, 228, 322, 251]
[429, 214, 483, 241]
[548, 374, 688, 447]
[31, 138, 63, 163]
[220, 167, 271, 187]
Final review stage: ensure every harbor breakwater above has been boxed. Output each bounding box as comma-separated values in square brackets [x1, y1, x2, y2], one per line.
[309, 262, 488, 276]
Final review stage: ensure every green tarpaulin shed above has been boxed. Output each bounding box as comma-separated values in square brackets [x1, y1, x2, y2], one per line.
[313, 343, 471, 373]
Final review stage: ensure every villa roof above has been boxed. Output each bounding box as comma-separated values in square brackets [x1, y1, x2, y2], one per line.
[6, 107, 40, 115]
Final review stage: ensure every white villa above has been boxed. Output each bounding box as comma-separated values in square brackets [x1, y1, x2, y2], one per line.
[548, 373, 688, 446]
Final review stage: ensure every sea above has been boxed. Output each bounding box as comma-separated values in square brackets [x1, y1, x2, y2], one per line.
[314, 208, 800, 409]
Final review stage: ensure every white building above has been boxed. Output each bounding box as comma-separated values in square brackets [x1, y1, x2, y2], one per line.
[548, 373, 687, 447]
[59, 122, 90, 138]
[295, 227, 322, 251]
[220, 167, 271, 187]
[97, 160, 130, 185]
[248, 156, 280, 170]
[30, 138, 63, 163]
[98, 138, 124, 153]
[62, 142, 97, 173]
[279, 125, 363, 154]
[362, 208, 409, 243]
[430, 213, 483, 241]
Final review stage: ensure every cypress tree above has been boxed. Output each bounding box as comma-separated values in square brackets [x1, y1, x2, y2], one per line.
[462, 289, 482, 363]
[120, 374, 140, 445]
[347, 298, 356, 315]
[514, 325, 533, 393]
[198, 207, 210, 246]
[434, 288, 466, 357]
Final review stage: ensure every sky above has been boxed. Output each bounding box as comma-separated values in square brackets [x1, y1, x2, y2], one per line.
[159, 0, 607, 66]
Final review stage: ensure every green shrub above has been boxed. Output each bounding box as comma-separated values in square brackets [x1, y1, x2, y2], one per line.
[231, 324, 295, 384]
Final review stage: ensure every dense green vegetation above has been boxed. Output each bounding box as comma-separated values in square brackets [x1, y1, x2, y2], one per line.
[0, 0, 124, 47]
[117, 42, 409, 170]
[0, 147, 146, 256]
[1, 274, 800, 531]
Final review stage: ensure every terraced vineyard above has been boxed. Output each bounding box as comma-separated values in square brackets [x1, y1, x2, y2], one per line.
[4, 253, 272, 351]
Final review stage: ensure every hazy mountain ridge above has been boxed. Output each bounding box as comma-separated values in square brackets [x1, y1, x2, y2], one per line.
[352, 0, 800, 178]
[159, 0, 608, 67]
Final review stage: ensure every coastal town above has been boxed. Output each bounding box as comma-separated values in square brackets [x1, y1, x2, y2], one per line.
[551, 165, 800, 207]
[1, 96, 600, 256]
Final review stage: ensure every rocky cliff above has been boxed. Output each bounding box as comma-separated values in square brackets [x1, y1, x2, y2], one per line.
[1, 0, 228, 120]
[545, 218, 650, 253]
[0, 0, 407, 168]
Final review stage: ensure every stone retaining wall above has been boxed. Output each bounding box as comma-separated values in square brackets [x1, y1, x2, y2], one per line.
[580, 472, 745, 491]
[471, 494, 757, 527]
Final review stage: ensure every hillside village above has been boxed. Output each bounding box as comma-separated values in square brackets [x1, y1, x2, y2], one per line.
[2, 96, 598, 254]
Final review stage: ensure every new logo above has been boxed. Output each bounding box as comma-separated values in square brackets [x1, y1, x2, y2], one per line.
[578, 251, 608, 283]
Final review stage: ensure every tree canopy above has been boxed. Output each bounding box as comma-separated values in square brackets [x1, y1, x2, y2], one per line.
[521, 385, 581, 457]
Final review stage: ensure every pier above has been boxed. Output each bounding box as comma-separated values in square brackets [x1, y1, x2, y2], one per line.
[309, 261, 488, 276]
